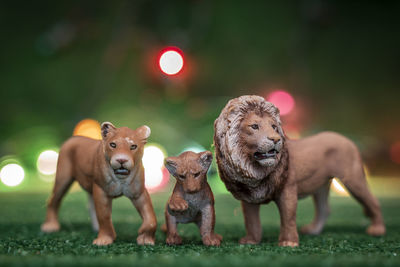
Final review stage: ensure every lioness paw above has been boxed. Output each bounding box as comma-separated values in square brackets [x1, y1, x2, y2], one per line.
[41, 221, 60, 233]
[137, 233, 155, 245]
[279, 241, 299, 247]
[92, 235, 114, 246]
[169, 199, 188, 211]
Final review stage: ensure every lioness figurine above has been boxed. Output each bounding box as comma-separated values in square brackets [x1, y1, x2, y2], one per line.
[41, 122, 157, 246]
[214, 95, 385, 247]
[164, 151, 222, 246]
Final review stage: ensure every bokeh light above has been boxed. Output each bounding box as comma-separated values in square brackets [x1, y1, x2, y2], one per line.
[390, 141, 400, 164]
[73, 119, 102, 140]
[37, 150, 59, 175]
[180, 143, 206, 154]
[158, 47, 184, 75]
[266, 90, 295, 116]
[142, 144, 169, 191]
[0, 163, 25, 187]
[331, 178, 349, 197]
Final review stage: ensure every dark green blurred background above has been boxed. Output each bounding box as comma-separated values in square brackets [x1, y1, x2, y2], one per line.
[1, 0, 399, 184]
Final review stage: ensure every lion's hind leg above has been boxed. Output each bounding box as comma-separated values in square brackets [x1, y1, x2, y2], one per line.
[339, 168, 385, 236]
[300, 181, 331, 235]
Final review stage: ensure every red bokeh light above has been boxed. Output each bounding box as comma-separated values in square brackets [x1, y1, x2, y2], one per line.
[158, 47, 184, 76]
[266, 90, 295, 116]
[390, 141, 400, 164]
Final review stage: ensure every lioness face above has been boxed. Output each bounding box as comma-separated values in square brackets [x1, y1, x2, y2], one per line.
[239, 112, 283, 167]
[165, 151, 213, 194]
[101, 122, 151, 179]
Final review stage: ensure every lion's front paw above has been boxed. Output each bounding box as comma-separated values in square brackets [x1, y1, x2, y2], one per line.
[202, 234, 221, 246]
[92, 235, 114, 246]
[367, 223, 386, 236]
[137, 233, 155, 245]
[166, 233, 182, 245]
[169, 199, 189, 212]
[41, 221, 60, 233]
[279, 241, 299, 247]
[239, 235, 260, 245]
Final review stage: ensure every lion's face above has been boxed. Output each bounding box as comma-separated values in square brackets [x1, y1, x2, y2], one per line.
[239, 111, 283, 168]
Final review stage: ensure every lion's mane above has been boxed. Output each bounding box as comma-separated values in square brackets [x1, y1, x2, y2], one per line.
[213, 95, 289, 204]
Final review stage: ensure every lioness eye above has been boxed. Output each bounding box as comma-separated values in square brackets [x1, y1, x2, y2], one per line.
[178, 174, 186, 179]
[250, 124, 259, 130]
[272, 125, 278, 132]
[110, 142, 116, 148]
[130, 144, 137, 150]
[194, 172, 200, 178]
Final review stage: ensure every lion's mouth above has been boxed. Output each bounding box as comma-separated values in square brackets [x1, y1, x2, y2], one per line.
[254, 149, 278, 160]
[114, 167, 130, 176]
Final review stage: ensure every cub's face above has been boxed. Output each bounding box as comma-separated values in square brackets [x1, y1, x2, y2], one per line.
[165, 151, 213, 194]
[239, 112, 284, 167]
[101, 122, 151, 179]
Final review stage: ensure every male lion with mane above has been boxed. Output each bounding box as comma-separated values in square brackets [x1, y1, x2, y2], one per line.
[214, 95, 385, 247]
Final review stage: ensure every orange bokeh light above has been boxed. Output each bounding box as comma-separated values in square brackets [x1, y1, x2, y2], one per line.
[73, 119, 102, 140]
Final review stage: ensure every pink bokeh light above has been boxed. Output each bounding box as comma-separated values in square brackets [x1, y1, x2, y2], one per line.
[266, 90, 295, 116]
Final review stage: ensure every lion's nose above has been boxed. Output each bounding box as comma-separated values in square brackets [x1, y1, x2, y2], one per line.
[116, 158, 128, 164]
[268, 136, 281, 144]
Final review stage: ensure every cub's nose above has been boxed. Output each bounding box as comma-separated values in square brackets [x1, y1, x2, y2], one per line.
[268, 136, 281, 144]
[116, 158, 128, 164]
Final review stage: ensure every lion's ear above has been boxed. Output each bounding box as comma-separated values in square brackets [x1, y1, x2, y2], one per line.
[198, 151, 213, 171]
[165, 157, 178, 177]
[101, 122, 116, 139]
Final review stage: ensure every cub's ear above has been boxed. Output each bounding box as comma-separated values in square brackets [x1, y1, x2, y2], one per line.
[199, 151, 213, 171]
[101, 122, 116, 139]
[164, 157, 178, 177]
[136, 125, 151, 144]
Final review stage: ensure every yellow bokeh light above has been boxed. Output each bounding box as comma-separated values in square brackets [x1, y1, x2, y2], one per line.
[331, 178, 349, 197]
[73, 119, 102, 140]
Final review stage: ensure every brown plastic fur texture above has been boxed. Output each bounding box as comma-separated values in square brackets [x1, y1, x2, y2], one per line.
[214, 95, 385, 247]
[164, 151, 222, 246]
[41, 122, 157, 246]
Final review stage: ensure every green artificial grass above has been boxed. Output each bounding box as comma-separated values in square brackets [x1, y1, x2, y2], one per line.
[0, 189, 399, 267]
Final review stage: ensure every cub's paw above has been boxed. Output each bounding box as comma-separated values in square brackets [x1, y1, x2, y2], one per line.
[239, 235, 260, 245]
[367, 224, 386, 236]
[168, 199, 189, 212]
[41, 221, 60, 233]
[278, 241, 299, 247]
[166, 233, 182, 245]
[137, 233, 155, 245]
[92, 235, 114, 246]
[300, 224, 322, 235]
[202, 234, 221, 246]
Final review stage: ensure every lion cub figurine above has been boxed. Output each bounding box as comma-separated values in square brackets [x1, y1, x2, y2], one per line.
[41, 122, 157, 246]
[164, 151, 222, 246]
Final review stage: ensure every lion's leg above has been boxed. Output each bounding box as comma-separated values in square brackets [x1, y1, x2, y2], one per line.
[239, 201, 261, 244]
[339, 169, 385, 236]
[300, 181, 331, 235]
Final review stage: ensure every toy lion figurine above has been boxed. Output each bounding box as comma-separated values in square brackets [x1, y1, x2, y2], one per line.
[214, 95, 385, 247]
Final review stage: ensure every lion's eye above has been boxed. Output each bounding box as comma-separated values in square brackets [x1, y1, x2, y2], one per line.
[194, 172, 200, 178]
[272, 125, 279, 132]
[130, 144, 137, 150]
[109, 142, 117, 148]
[250, 124, 259, 130]
[178, 174, 186, 179]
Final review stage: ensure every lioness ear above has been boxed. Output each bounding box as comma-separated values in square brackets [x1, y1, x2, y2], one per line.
[101, 122, 116, 139]
[136, 125, 151, 144]
[165, 157, 178, 177]
[199, 151, 213, 171]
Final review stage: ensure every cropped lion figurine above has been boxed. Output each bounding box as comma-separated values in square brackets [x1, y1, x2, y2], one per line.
[214, 95, 385, 247]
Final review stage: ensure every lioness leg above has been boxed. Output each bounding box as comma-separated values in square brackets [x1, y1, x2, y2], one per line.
[41, 157, 74, 233]
[131, 190, 157, 245]
[300, 181, 331, 235]
[239, 201, 262, 244]
[339, 169, 385, 236]
[88, 194, 99, 232]
[92, 183, 116, 246]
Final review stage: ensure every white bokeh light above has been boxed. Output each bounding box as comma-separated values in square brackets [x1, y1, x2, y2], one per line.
[159, 50, 184, 75]
[331, 178, 349, 196]
[142, 145, 166, 190]
[37, 150, 59, 175]
[0, 163, 25, 187]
